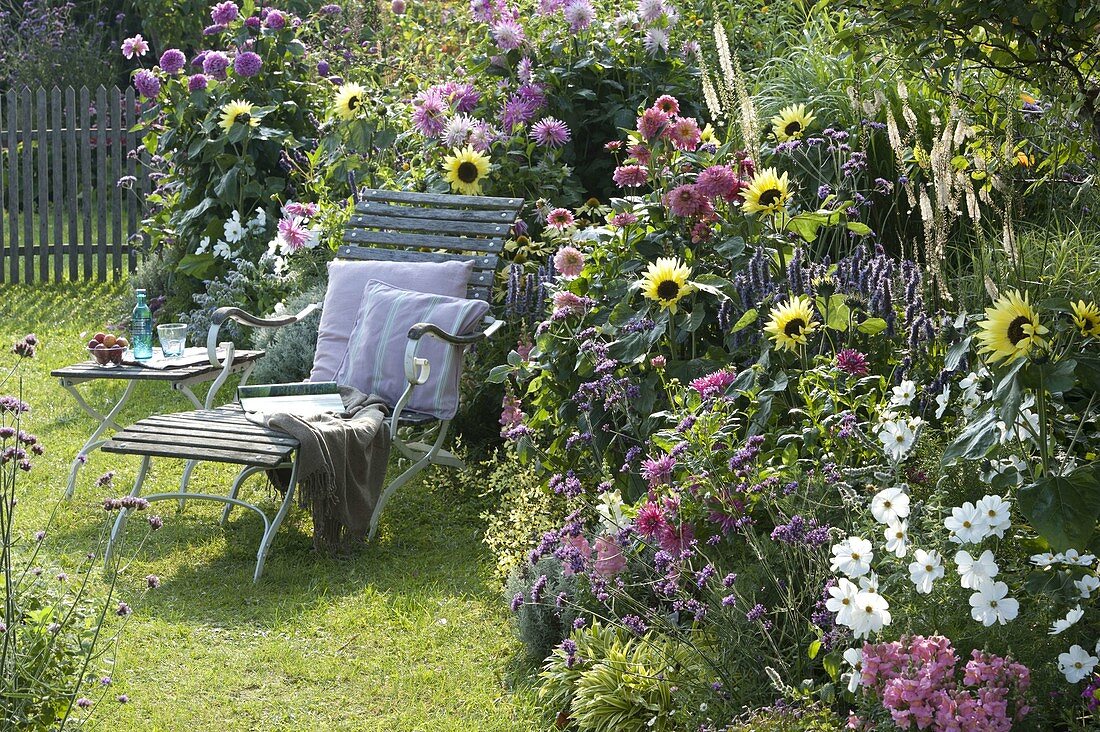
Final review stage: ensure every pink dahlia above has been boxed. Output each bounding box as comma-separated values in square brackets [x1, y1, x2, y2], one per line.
[610, 212, 638, 227]
[652, 94, 680, 116]
[628, 143, 651, 165]
[210, 1, 239, 25]
[491, 18, 525, 51]
[264, 9, 286, 28]
[612, 164, 649, 188]
[546, 208, 574, 230]
[665, 184, 708, 217]
[690, 368, 737, 398]
[554, 246, 585, 278]
[276, 216, 317, 251]
[551, 291, 586, 318]
[636, 107, 669, 140]
[666, 117, 702, 151]
[133, 70, 161, 99]
[531, 117, 571, 147]
[641, 454, 675, 487]
[120, 35, 149, 59]
[658, 521, 694, 554]
[284, 201, 319, 217]
[159, 49, 187, 74]
[563, 0, 595, 31]
[411, 89, 447, 137]
[635, 501, 667, 537]
[695, 165, 740, 200]
[836, 348, 870, 377]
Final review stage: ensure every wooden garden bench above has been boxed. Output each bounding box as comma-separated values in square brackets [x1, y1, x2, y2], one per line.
[102, 189, 523, 581]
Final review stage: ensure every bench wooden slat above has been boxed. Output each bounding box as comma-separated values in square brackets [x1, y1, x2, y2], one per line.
[101, 440, 289, 468]
[361, 188, 522, 212]
[337, 245, 498, 271]
[356, 200, 518, 224]
[121, 422, 298, 447]
[110, 429, 293, 455]
[349, 213, 511, 238]
[342, 228, 503, 254]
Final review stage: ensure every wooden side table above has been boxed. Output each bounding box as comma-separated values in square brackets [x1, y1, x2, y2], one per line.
[51, 349, 264, 498]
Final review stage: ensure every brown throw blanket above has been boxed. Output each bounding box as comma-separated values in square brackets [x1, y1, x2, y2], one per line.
[264, 387, 391, 554]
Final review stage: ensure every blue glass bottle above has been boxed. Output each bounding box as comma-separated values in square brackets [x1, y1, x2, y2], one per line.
[132, 289, 153, 360]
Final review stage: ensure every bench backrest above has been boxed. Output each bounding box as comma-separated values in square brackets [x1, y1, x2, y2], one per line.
[336, 188, 524, 302]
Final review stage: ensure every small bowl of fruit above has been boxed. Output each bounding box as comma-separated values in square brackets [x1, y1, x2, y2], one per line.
[87, 332, 129, 366]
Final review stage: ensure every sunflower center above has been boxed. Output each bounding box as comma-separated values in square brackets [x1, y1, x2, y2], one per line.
[235, 112, 250, 125]
[457, 161, 480, 183]
[783, 317, 806, 337]
[348, 96, 361, 111]
[784, 121, 802, 136]
[1006, 315, 1031, 346]
[656, 279, 680, 301]
[758, 188, 782, 208]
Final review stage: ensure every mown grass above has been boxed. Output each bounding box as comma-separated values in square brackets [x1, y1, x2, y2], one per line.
[0, 279, 541, 731]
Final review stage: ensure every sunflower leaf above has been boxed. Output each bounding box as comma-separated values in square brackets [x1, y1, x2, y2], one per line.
[942, 410, 1000, 464]
[856, 318, 888, 335]
[1019, 462, 1100, 551]
[730, 309, 757, 333]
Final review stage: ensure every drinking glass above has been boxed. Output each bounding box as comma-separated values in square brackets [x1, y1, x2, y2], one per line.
[157, 323, 188, 358]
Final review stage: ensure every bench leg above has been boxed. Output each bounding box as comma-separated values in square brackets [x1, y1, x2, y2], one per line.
[219, 465, 268, 526]
[104, 454, 151, 574]
[254, 455, 299, 583]
[369, 421, 452, 542]
[178, 459, 199, 509]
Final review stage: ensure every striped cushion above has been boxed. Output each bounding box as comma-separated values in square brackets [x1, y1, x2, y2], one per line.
[334, 280, 490, 420]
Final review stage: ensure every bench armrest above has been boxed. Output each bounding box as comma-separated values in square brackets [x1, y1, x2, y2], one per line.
[206, 303, 321, 367]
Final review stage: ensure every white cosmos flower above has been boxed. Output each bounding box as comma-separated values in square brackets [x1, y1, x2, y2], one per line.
[1059, 645, 1098, 684]
[830, 536, 874, 578]
[1030, 552, 1057, 568]
[969, 580, 1018, 626]
[1061, 549, 1097, 567]
[1075, 575, 1100, 599]
[843, 647, 864, 693]
[212, 239, 233, 259]
[1050, 606, 1085, 635]
[908, 549, 944, 594]
[825, 578, 860, 625]
[870, 487, 910, 525]
[890, 379, 917, 407]
[959, 371, 982, 396]
[848, 591, 891, 639]
[975, 495, 1012, 539]
[944, 501, 989, 544]
[196, 236, 211, 254]
[878, 420, 916, 461]
[223, 210, 245, 243]
[934, 384, 950, 419]
[884, 520, 908, 558]
[858, 573, 880, 594]
[956, 549, 999, 589]
[249, 207, 266, 233]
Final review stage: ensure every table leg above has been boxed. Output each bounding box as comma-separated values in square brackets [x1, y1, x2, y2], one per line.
[178, 459, 199, 509]
[62, 380, 137, 500]
[104, 454, 150, 574]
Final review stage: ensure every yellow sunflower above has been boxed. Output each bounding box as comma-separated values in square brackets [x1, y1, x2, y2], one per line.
[770, 104, 815, 142]
[443, 146, 492, 195]
[334, 82, 367, 121]
[764, 295, 818, 352]
[742, 168, 791, 216]
[638, 257, 693, 313]
[1071, 300, 1100, 337]
[976, 290, 1048, 363]
[219, 99, 258, 134]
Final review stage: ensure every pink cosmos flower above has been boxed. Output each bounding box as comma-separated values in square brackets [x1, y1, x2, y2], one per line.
[652, 94, 680, 116]
[612, 164, 648, 188]
[592, 536, 626, 577]
[665, 184, 708, 217]
[553, 246, 584, 278]
[121, 35, 149, 59]
[546, 208, 574, 230]
[665, 117, 702, 151]
[636, 107, 669, 140]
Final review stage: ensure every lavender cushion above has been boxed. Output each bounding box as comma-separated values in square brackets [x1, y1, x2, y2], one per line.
[310, 259, 473, 383]
[334, 280, 490, 420]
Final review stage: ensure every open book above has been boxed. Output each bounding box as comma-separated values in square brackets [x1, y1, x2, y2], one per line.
[237, 381, 346, 418]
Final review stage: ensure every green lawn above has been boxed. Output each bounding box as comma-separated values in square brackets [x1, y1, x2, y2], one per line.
[0, 280, 540, 731]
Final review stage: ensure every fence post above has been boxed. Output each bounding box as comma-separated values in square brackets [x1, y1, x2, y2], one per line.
[21, 86, 33, 283]
[6, 89, 17, 283]
[37, 88, 49, 282]
[66, 85, 78, 282]
[80, 86, 92, 280]
[51, 87, 63, 282]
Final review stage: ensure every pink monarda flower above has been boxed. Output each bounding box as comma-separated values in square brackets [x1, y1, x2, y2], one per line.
[592, 535, 626, 577]
[531, 117, 571, 147]
[546, 208, 574, 230]
[610, 212, 638, 227]
[636, 107, 669, 140]
[836, 348, 870, 377]
[120, 35, 149, 59]
[690, 368, 737, 399]
[554, 246, 585, 278]
[634, 501, 667, 537]
[665, 183, 708, 217]
[551, 291, 585, 317]
[695, 164, 740, 200]
[276, 216, 316, 251]
[666, 117, 701, 151]
[612, 164, 648, 188]
[284, 201, 319, 217]
[652, 94, 680, 116]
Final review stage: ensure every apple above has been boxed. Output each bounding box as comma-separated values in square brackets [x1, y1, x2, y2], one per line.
[102, 334, 118, 347]
[87, 339, 100, 349]
[116, 337, 129, 348]
[93, 343, 106, 350]
[93, 332, 107, 344]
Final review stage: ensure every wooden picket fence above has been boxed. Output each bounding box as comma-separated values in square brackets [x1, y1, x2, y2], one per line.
[0, 84, 151, 284]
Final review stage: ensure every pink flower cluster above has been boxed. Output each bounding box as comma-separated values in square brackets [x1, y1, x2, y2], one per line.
[689, 368, 737, 399]
[634, 498, 695, 555]
[856, 635, 1032, 732]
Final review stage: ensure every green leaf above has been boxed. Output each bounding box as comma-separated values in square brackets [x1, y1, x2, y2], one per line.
[176, 252, 216, 279]
[1075, 357, 1100, 392]
[817, 294, 850, 331]
[944, 336, 972, 371]
[823, 651, 842, 681]
[846, 221, 872, 235]
[487, 364, 512, 383]
[808, 639, 822, 660]
[731, 308, 758, 333]
[1019, 462, 1100, 551]
[856, 318, 887, 335]
[1021, 359, 1077, 395]
[942, 410, 1000, 464]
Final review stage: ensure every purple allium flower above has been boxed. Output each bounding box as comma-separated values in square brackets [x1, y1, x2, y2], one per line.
[159, 49, 186, 74]
[234, 51, 262, 78]
[265, 9, 286, 28]
[531, 117, 571, 147]
[56, 572, 67, 582]
[563, 0, 595, 31]
[100, 676, 112, 685]
[133, 70, 161, 99]
[210, 1, 239, 25]
[188, 74, 209, 91]
[835, 348, 870, 377]
[202, 51, 230, 80]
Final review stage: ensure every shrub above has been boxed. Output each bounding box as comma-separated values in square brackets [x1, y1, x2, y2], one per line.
[248, 283, 326, 385]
